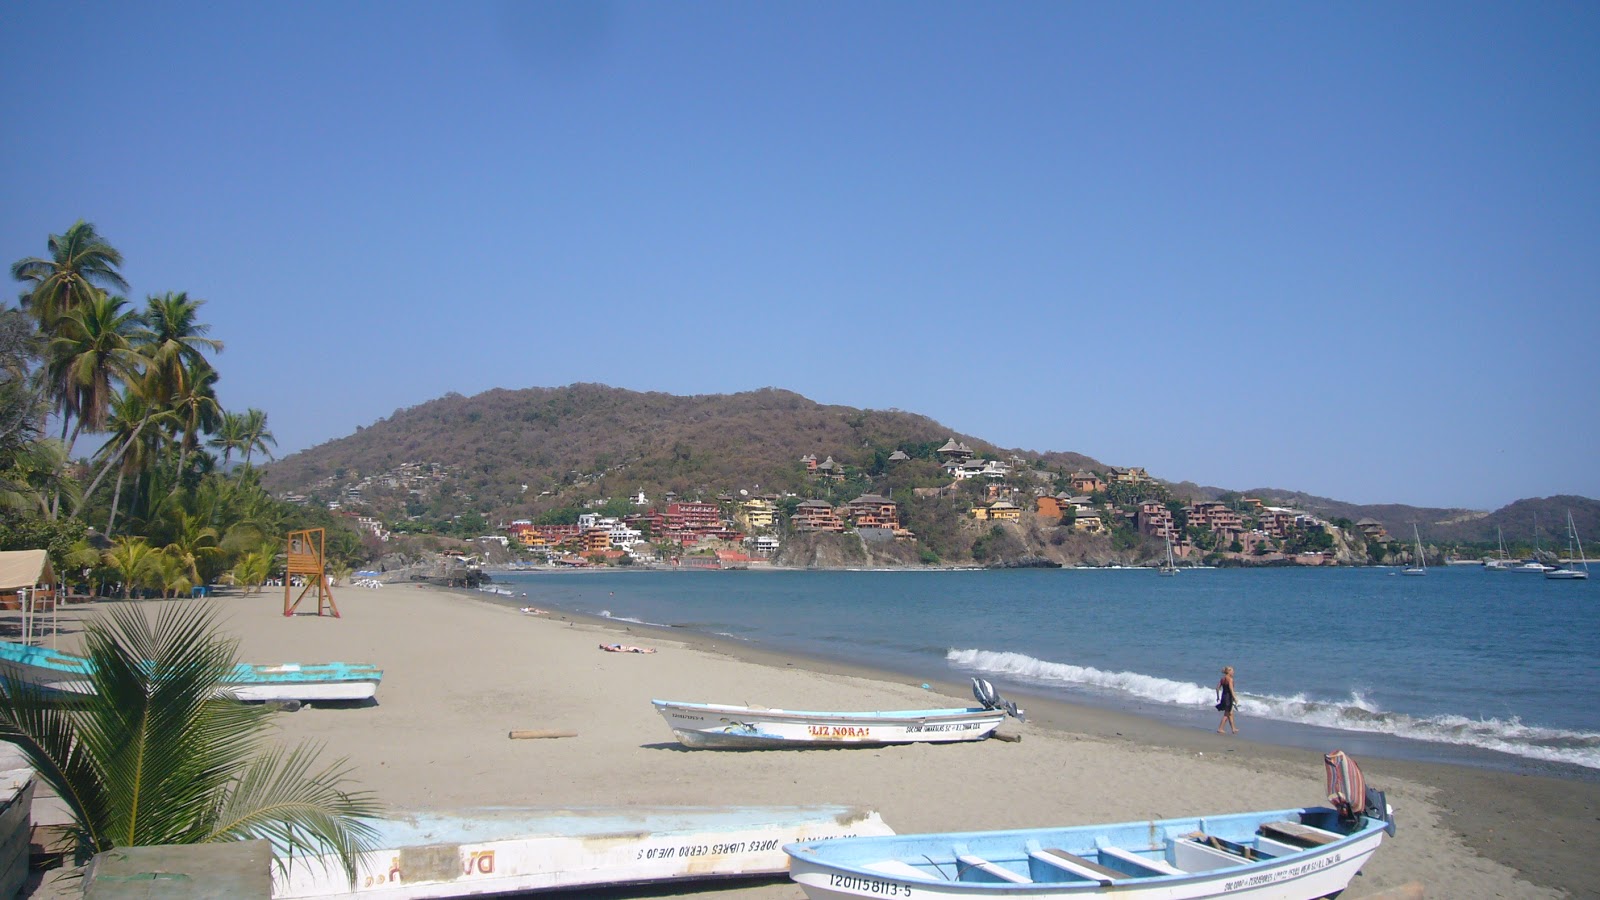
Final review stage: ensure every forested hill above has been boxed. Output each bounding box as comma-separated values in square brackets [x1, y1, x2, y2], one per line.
[261, 384, 1105, 520]
[261, 383, 1594, 548]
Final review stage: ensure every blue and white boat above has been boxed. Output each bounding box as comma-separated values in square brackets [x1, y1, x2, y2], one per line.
[0, 639, 382, 704]
[273, 805, 892, 898]
[786, 753, 1393, 900]
[652, 678, 1023, 749]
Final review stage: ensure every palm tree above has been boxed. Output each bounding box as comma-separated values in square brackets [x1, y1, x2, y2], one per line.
[134, 292, 222, 408]
[163, 507, 222, 587]
[168, 360, 222, 478]
[46, 293, 143, 452]
[0, 602, 380, 881]
[79, 388, 177, 529]
[239, 408, 276, 464]
[10, 220, 128, 328]
[102, 536, 158, 599]
[209, 411, 249, 466]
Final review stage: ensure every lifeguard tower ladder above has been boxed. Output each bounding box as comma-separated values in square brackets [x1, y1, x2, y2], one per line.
[284, 528, 339, 617]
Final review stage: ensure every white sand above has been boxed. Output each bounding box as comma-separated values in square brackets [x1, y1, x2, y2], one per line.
[16, 583, 1582, 898]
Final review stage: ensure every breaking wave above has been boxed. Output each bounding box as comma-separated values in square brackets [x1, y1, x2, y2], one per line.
[948, 648, 1600, 770]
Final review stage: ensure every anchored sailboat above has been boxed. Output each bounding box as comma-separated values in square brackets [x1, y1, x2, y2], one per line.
[1545, 511, 1590, 581]
[1401, 524, 1426, 576]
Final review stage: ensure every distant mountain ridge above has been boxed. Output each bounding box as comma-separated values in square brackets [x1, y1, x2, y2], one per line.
[262, 384, 1596, 545]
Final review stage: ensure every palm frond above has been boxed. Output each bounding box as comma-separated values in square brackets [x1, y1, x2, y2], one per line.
[204, 743, 383, 886]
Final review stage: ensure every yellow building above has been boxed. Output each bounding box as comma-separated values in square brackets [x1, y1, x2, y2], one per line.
[740, 497, 776, 530]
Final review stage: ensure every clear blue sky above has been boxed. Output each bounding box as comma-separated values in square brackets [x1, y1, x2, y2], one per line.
[4, 2, 1596, 511]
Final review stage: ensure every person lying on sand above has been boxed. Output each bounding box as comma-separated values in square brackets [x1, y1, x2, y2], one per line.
[519, 607, 548, 615]
[599, 643, 655, 654]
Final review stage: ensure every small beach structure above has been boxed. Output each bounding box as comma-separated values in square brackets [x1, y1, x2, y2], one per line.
[785, 751, 1394, 900]
[272, 805, 893, 898]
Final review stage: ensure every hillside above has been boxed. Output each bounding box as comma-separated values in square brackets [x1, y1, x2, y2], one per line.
[261, 384, 1104, 520]
[262, 384, 1595, 558]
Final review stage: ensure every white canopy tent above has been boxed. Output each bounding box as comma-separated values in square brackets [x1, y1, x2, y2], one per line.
[0, 550, 58, 647]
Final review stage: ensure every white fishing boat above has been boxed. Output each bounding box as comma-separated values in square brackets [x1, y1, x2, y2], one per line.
[1545, 511, 1590, 580]
[0, 640, 382, 704]
[275, 805, 893, 899]
[1401, 524, 1426, 576]
[786, 752, 1393, 900]
[653, 678, 1022, 749]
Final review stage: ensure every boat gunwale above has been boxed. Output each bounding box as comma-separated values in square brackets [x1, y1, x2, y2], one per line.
[784, 806, 1387, 893]
[652, 699, 1004, 723]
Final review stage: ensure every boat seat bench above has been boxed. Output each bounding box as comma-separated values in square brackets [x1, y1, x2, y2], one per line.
[1099, 845, 1185, 876]
[956, 853, 1031, 883]
[1259, 821, 1342, 848]
[1030, 848, 1123, 884]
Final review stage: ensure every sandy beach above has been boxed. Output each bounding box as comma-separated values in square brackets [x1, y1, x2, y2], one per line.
[11, 582, 1596, 898]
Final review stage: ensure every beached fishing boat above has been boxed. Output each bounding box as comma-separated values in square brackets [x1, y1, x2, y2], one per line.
[653, 679, 1022, 749]
[0, 639, 382, 703]
[273, 804, 892, 899]
[786, 751, 1393, 900]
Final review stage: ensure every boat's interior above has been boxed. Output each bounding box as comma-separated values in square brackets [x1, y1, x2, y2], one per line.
[859, 817, 1350, 886]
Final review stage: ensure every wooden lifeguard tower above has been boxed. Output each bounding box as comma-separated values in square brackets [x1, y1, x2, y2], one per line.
[283, 528, 339, 618]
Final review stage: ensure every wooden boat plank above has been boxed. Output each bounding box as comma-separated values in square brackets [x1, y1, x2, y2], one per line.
[1099, 844, 1185, 875]
[1031, 848, 1120, 883]
[1259, 820, 1341, 847]
[956, 853, 1030, 883]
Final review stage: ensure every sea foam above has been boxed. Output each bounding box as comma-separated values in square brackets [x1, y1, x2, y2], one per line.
[948, 648, 1600, 770]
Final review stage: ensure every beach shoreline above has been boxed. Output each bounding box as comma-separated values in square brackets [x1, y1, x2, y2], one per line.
[12, 583, 1591, 898]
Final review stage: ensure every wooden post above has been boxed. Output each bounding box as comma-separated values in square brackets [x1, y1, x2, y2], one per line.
[284, 528, 339, 617]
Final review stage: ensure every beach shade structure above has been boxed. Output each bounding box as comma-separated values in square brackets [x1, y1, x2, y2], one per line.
[0, 550, 58, 647]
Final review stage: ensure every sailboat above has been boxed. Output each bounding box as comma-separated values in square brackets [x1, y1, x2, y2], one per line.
[1401, 525, 1426, 576]
[1484, 526, 1512, 570]
[1545, 511, 1590, 580]
[1157, 530, 1178, 576]
[1511, 513, 1556, 573]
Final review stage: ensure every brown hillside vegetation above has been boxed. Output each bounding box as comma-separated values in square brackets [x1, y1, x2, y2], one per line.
[261, 384, 1107, 520]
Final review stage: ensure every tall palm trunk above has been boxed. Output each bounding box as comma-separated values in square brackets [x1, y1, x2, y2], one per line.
[106, 465, 128, 537]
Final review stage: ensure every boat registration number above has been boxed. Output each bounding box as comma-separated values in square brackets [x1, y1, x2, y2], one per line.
[1223, 852, 1339, 891]
[828, 874, 913, 896]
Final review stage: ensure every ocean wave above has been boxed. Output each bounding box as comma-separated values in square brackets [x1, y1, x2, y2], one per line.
[947, 648, 1600, 770]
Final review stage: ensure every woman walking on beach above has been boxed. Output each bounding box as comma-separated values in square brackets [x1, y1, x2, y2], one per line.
[1216, 666, 1238, 734]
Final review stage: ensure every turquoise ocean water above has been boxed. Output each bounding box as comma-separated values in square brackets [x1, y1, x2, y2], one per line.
[494, 565, 1598, 778]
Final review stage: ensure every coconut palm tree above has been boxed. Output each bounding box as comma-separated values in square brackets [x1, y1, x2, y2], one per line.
[102, 536, 159, 599]
[134, 292, 222, 408]
[10, 220, 128, 328]
[167, 360, 222, 479]
[79, 389, 178, 529]
[0, 602, 380, 881]
[163, 508, 222, 587]
[239, 408, 276, 464]
[208, 411, 249, 466]
[46, 293, 143, 452]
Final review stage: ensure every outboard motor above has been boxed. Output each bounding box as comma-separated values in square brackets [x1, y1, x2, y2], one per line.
[971, 677, 1026, 721]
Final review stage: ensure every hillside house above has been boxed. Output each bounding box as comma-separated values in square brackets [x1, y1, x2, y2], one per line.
[1073, 509, 1106, 534]
[974, 500, 1021, 522]
[1136, 501, 1175, 539]
[1356, 518, 1389, 542]
[1109, 466, 1151, 485]
[740, 497, 776, 530]
[888, 450, 910, 462]
[813, 456, 844, 481]
[1069, 471, 1106, 494]
[847, 494, 900, 529]
[791, 500, 846, 532]
[1188, 502, 1246, 540]
[936, 438, 974, 460]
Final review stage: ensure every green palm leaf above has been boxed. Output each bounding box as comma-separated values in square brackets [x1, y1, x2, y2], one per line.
[0, 602, 382, 882]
